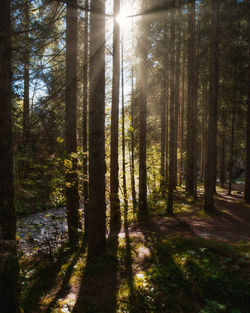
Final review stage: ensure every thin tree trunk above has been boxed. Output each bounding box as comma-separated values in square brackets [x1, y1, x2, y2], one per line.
[179, 53, 185, 185]
[121, 33, 128, 209]
[220, 121, 226, 188]
[167, 0, 175, 215]
[0, 0, 20, 310]
[228, 67, 237, 195]
[130, 12, 136, 209]
[138, 0, 148, 215]
[174, 0, 180, 189]
[186, 0, 196, 197]
[23, 2, 30, 144]
[83, 0, 89, 235]
[160, 54, 166, 195]
[245, 5, 250, 203]
[165, 64, 170, 182]
[110, 0, 121, 228]
[204, 0, 219, 211]
[65, 0, 81, 245]
[88, 0, 106, 257]
[200, 77, 207, 183]
[220, 62, 226, 188]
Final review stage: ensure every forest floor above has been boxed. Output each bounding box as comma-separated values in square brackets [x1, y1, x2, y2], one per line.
[20, 184, 250, 313]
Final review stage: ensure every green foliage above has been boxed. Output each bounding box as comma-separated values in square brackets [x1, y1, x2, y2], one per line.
[15, 148, 66, 216]
[121, 237, 250, 313]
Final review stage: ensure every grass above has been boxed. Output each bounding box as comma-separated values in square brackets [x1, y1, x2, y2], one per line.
[117, 236, 250, 313]
[20, 234, 250, 313]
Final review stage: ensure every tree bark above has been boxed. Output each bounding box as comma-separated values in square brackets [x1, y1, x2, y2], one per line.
[167, 0, 175, 215]
[200, 76, 207, 183]
[110, 0, 121, 228]
[186, 0, 197, 197]
[130, 12, 137, 209]
[160, 54, 166, 194]
[228, 67, 237, 195]
[174, 0, 181, 188]
[83, 0, 89, 235]
[88, 0, 106, 257]
[165, 64, 170, 182]
[204, 0, 219, 212]
[23, 2, 30, 144]
[138, 0, 148, 215]
[245, 4, 250, 204]
[121, 34, 128, 210]
[179, 53, 185, 185]
[0, 0, 20, 311]
[65, 0, 81, 245]
[220, 120, 226, 188]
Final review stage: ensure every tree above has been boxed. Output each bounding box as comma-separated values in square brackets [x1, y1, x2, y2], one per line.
[88, 0, 106, 257]
[23, 1, 30, 144]
[110, 0, 121, 228]
[138, 0, 148, 215]
[65, 0, 81, 245]
[121, 32, 128, 211]
[228, 64, 237, 195]
[204, 0, 219, 212]
[245, 2, 250, 204]
[167, 0, 175, 215]
[186, 0, 197, 198]
[0, 0, 20, 311]
[174, 0, 181, 188]
[83, 0, 89, 235]
[160, 54, 167, 194]
[130, 9, 137, 209]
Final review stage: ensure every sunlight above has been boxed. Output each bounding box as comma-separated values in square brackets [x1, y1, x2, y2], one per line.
[116, 8, 131, 30]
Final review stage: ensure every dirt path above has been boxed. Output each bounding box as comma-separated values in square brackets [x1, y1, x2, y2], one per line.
[123, 186, 250, 243]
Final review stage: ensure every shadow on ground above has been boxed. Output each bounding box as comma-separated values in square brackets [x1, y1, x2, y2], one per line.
[72, 227, 120, 313]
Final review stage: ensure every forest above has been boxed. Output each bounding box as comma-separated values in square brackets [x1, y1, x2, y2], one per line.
[0, 0, 250, 312]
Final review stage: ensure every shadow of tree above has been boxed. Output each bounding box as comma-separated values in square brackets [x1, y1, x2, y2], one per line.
[45, 243, 87, 313]
[123, 203, 136, 310]
[134, 223, 250, 313]
[22, 243, 77, 313]
[72, 226, 120, 313]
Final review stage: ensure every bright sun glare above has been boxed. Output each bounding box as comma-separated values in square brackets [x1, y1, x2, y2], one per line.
[116, 8, 131, 30]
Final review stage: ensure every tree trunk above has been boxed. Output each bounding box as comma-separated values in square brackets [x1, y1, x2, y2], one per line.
[245, 5, 250, 204]
[200, 77, 207, 183]
[83, 0, 89, 235]
[165, 64, 170, 182]
[167, 0, 175, 215]
[174, 0, 180, 189]
[130, 12, 137, 209]
[204, 0, 219, 212]
[220, 122, 226, 188]
[88, 0, 106, 257]
[110, 0, 121, 228]
[138, 0, 148, 215]
[179, 53, 185, 185]
[0, 0, 20, 311]
[220, 64, 226, 188]
[160, 54, 166, 195]
[186, 0, 196, 197]
[121, 34, 128, 210]
[23, 2, 30, 144]
[65, 0, 81, 245]
[228, 67, 237, 195]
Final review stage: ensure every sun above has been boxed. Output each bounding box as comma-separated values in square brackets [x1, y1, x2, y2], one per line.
[116, 8, 131, 30]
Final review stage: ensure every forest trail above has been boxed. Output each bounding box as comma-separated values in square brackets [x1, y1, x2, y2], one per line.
[124, 185, 250, 243]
